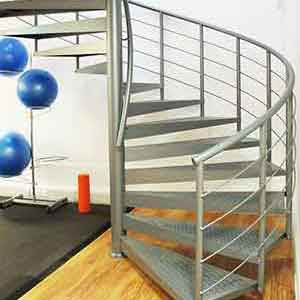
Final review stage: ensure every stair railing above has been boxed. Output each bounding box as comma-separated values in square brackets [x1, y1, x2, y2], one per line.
[13, 3, 296, 299]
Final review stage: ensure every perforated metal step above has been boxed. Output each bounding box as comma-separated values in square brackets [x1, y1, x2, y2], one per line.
[126, 161, 286, 184]
[125, 116, 237, 139]
[122, 237, 257, 300]
[124, 214, 285, 263]
[126, 137, 259, 161]
[124, 191, 286, 214]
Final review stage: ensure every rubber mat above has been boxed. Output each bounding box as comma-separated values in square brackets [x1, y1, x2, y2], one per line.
[0, 203, 110, 300]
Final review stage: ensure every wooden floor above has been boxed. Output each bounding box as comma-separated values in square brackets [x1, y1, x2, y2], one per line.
[20, 209, 295, 300]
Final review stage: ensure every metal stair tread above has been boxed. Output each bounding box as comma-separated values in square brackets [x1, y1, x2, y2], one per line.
[0, 0, 106, 17]
[76, 62, 107, 74]
[34, 41, 106, 57]
[124, 191, 286, 214]
[125, 116, 238, 139]
[126, 161, 286, 184]
[0, 17, 107, 39]
[124, 214, 285, 263]
[128, 100, 202, 117]
[122, 237, 257, 300]
[126, 136, 259, 161]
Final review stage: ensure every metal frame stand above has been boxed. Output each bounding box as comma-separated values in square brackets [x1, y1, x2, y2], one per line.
[0, 14, 67, 213]
[0, 110, 68, 214]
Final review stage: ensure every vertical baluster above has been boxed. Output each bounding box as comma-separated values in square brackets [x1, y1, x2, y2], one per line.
[236, 38, 241, 131]
[108, 0, 125, 257]
[159, 12, 165, 101]
[30, 14, 39, 200]
[258, 124, 267, 293]
[266, 51, 272, 162]
[195, 161, 204, 300]
[75, 12, 80, 69]
[286, 92, 294, 239]
[199, 24, 205, 117]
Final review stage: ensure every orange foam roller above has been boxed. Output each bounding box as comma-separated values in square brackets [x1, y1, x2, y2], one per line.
[78, 173, 91, 214]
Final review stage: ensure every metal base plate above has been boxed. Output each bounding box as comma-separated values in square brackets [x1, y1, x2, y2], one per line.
[0, 195, 68, 214]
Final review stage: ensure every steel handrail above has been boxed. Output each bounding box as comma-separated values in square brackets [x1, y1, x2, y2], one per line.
[129, 0, 295, 165]
[116, 0, 134, 146]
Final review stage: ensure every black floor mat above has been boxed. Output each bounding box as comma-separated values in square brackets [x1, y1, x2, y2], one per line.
[0, 203, 111, 300]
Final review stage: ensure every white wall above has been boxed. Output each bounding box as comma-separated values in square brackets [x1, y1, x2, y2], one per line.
[0, 0, 298, 294]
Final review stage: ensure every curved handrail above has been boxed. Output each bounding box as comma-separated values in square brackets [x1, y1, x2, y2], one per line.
[116, 0, 134, 147]
[128, 0, 295, 165]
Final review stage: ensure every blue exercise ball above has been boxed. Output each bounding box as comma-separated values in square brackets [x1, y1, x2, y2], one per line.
[0, 132, 31, 177]
[0, 38, 28, 76]
[17, 69, 59, 109]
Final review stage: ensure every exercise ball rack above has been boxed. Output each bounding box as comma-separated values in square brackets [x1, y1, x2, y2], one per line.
[0, 18, 68, 213]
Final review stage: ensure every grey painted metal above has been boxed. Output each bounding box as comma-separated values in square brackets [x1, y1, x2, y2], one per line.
[126, 136, 259, 161]
[108, 0, 125, 256]
[14, 196, 68, 213]
[0, 18, 107, 39]
[30, 110, 37, 200]
[236, 38, 241, 131]
[123, 214, 284, 263]
[199, 24, 205, 118]
[258, 125, 267, 292]
[195, 162, 204, 300]
[125, 116, 237, 140]
[0, 0, 106, 17]
[160, 13, 165, 101]
[76, 62, 107, 74]
[126, 161, 286, 184]
[266, 51, 272, 163]
[34, 41, 107, 57]
[127, 100, 201, 117]
[75, 12, 80, 69]
[122, 237, 257, 300]
[125, 82, 159, 94]
[286, 94, 294, 238]
[124, 191, 285, 214]
[116, 0, 134, 147]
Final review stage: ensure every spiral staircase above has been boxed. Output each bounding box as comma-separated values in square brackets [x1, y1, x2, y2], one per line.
[0, 0, 295, 299]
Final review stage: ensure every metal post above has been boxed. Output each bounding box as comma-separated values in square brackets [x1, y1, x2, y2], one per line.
[30, 110, 37, 200]
[75, 12, 80, 69]
[266, 51, 272, 162]
[34, 15, 38, 52]
[199, 24, 205, 117]
[286, 93, 294, 239]
[195, 161, 204, 300]
[30, 15, 38, 200]
[236, 38, 241, 131]
[159, 12, 165, 101]
[258, 124, 267, 293]
[107, 0, 125, 257]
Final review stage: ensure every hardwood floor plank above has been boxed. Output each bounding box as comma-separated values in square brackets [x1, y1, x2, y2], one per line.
[20, 209, 294, 300]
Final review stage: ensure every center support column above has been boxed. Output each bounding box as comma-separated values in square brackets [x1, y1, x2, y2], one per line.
[107, 0, 126, 257]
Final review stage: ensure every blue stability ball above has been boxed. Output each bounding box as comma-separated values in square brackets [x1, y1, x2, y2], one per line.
[0, 38, 28, 76]
[17, 69, 59, 109]
[0, 132, 31, 177]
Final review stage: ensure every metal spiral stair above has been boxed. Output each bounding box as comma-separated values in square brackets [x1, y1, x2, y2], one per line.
[0, 1, 295, 299]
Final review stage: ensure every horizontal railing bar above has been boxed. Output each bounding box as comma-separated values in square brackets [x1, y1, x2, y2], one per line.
[204, 57, 236, 72]
[202, 129, 286, 201]
[204, 40, 236, 54]
[240, 54, 266, 69]
[200, 228, 278, 295]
